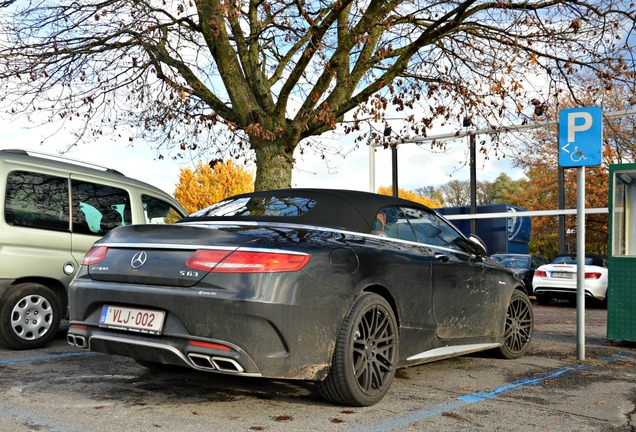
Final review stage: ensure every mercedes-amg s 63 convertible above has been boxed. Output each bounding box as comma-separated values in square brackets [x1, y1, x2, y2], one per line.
[68, 188, 533, 406]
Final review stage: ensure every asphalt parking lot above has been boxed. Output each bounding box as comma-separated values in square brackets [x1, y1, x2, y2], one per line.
[0, 302, 634, 432]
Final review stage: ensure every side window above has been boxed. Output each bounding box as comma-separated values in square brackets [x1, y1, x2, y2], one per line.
[4, 171, 69, 231]
[71, 180, 132, 236]
[403, 207, 467, 251]
[142, 195, 184, 224]
[372, 206, 417, 242]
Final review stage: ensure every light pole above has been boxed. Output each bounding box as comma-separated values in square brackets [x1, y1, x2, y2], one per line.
[464, 117, 478, 234]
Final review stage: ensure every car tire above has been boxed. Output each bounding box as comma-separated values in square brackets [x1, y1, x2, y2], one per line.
[497, 289, 534, 359]
[0, 283, 61, 350]
[316, 292, 398, 406]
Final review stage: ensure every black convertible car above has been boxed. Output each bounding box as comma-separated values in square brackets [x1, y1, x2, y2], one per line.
[68, 189, 533, 406]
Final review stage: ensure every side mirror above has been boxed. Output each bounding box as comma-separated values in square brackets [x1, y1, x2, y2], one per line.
[467, 235, 488, 256]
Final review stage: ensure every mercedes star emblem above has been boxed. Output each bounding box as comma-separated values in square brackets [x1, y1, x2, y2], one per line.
[130, 251, 148, 269]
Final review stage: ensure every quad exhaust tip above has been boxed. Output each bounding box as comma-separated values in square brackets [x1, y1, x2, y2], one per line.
[67, 333, 88, 349]
[188, 353, 244, 373]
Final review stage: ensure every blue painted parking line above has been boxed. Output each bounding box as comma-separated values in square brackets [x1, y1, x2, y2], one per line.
[0, 351, 96, 365]
[350, 352, 633, 432]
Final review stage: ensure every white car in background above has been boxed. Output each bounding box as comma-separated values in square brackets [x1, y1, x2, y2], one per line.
[532, 254, 608, 305]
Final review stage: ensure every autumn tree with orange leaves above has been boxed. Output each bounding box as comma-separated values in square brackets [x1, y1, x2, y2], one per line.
[174, 160, 254, 214]
[376, 186, 441, 208]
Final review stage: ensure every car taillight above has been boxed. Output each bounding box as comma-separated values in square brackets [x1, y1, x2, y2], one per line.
[81, 246, 108, 266]
[585, 272, 602, 279]
[185, 250, 233, 271]
[534, 270, 547, 277]
[185, 249, 310, 273]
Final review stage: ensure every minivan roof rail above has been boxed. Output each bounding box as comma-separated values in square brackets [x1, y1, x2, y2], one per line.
[0, 148, 124, 175]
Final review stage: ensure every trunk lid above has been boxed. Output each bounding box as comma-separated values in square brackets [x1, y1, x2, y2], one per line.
[85, 224, 258, 287]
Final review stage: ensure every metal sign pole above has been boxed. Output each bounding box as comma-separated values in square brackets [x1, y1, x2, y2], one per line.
[576, 166, 586, 360]
[558, 107, 602, 361]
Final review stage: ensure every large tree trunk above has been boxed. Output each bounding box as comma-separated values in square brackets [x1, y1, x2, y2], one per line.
[253, 142, 295, 191]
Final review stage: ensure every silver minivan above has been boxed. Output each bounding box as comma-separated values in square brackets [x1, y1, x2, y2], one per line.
[0, 149, 187, 349]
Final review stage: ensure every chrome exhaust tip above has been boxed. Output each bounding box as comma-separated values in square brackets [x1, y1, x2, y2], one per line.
[188, 353, 216, 370]
[67, 333, 88, 349]
[211, 356, 244, 373]
[187, 353, 244, 373]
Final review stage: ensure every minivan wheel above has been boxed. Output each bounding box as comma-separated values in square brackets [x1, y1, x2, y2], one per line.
[0, 283, 61, 350]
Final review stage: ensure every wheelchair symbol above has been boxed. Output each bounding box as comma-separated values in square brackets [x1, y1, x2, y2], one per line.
[562, 142, 588, 163]
[570, 146, 588, 163]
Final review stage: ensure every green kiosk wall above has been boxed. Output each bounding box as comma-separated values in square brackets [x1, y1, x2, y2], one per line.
[607, 163, 636, 341]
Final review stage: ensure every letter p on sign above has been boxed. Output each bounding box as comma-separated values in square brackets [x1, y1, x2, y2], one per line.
[567, 112, 594, 143]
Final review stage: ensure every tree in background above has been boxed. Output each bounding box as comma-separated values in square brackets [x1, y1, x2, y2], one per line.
[0, 2, 633, 191]
[376, 186, 440, 208]
[174, 160, 253, 214]
[489, 174, 529, 205]
[415, 178, 514, 207]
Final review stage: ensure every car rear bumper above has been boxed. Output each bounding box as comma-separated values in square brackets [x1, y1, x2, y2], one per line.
[67, 326, 262, 376]
[533, 281, 607, 301]
[68, 277, 352, 380]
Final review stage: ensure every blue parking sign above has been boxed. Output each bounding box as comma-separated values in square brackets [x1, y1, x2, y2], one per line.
[559, 107, 602, 167]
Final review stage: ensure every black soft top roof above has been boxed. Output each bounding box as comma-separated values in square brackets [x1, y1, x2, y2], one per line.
[179, 188, 434, 233]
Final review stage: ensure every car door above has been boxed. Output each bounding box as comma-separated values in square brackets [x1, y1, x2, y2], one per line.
[405, 208, 504, 339]
[373, 206, 437, 352]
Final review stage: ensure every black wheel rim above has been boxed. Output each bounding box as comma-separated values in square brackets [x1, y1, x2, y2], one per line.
[504, 296, 533, 354]
[352, 304, 397, 397]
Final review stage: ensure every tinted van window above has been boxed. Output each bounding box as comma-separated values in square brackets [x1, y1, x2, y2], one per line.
[4, 171, 69, 231]
[71, 180, 131, 235]
[143, 195, 184, 224]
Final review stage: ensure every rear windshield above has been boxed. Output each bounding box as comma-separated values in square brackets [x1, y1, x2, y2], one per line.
[190, 196, 317, 217]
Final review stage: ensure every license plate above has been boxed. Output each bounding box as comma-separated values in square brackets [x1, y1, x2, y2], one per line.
[99, 305, 165, 335]
[551, 272, 574, 279]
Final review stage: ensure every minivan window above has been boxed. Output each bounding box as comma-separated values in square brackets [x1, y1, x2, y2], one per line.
[5, 171, 70, 231]
[71, 180, 131, 235]
[142, 195, 184, 224]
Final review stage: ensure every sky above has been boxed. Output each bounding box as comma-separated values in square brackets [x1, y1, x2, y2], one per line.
[0, 115, 524, 198]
